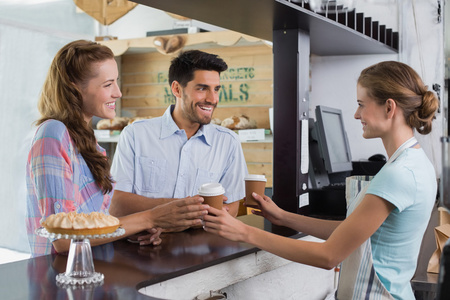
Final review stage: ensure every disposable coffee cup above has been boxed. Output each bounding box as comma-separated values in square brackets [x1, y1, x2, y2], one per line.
[244, 174, 267, 206]
[198, 183, 225, 210]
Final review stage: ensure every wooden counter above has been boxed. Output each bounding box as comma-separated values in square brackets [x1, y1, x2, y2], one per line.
[0, 215, 307, 299]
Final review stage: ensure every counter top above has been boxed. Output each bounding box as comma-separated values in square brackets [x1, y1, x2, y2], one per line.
[0, 215, 302, 300]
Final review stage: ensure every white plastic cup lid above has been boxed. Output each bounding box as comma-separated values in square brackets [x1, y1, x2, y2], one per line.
[198, 183, 225, 196]
[244, 174, 267, 182]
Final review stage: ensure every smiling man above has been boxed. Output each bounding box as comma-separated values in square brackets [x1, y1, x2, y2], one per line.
[110, 50, 248, 229]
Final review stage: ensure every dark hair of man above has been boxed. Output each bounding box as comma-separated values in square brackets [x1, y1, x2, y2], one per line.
[168, 50, 228, 87]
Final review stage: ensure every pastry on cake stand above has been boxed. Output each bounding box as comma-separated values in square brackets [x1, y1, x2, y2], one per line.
[36, 226, 125, 286]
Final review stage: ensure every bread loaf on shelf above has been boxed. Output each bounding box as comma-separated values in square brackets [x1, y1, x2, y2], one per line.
[221, 115, 257, 130]
[96, 117, 130, 130]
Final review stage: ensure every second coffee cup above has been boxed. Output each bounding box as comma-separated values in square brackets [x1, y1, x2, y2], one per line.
[244, 174, 267, 206]
[198, 183, 225, 210]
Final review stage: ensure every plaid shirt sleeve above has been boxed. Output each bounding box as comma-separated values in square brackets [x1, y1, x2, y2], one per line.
[26, 120, 78, 257]
[26, 120, 113, 257]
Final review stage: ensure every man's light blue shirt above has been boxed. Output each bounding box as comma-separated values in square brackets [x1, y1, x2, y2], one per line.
[111, 106, 248, 203]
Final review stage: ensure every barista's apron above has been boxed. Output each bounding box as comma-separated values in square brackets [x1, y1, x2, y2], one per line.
[336, 137, 418, 300]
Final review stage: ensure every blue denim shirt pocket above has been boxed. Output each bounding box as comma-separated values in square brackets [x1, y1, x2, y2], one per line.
[135, 156, 167, 193]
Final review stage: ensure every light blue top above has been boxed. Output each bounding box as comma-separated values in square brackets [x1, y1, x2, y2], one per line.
[366, 148, 437, 300]
[111, 105, 248, 203]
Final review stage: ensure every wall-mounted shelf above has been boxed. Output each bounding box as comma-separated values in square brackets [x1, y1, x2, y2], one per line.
[133, 0, 398, 55]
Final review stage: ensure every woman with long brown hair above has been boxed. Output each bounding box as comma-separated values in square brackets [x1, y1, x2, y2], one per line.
[26, 40, 208, 257]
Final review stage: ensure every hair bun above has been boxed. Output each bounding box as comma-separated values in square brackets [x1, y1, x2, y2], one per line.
[415, 90, 439, 134]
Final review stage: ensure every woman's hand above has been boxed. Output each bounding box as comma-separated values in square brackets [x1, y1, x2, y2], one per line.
[137, 228, 162, 246]
[203, 206, 249, 242]
[249, 192, 285, 226]
[149, 196, 209, 229]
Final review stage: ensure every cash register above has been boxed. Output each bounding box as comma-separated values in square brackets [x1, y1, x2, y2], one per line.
[307, 105, 352, 219]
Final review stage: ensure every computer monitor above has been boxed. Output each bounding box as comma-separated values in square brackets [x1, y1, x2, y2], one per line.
[315, 105, 353, 173]
[309, 105, 353, 188]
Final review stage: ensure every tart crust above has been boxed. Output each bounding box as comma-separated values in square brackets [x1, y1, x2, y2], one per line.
[42, 224, 120, 236]
[41, 211, 121, 236]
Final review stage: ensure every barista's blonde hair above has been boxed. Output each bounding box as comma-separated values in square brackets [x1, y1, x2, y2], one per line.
[358, 61, 439, 134]
[37, 40, 115, 193]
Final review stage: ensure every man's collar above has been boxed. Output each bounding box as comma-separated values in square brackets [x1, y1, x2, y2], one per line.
[196, 125, 211, 146]
[160, 105, 179, 139]
[160, 105, 212, 146]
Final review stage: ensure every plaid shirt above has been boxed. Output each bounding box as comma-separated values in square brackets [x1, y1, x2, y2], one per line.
[26, 120, 113, 257]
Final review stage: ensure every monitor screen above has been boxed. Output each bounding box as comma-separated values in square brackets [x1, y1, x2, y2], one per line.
[314, 105, 353, 174]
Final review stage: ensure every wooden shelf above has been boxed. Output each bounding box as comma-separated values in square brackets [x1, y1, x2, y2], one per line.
[96, 135, 120, 143]
[99, 30, 269, 56]
[133, 0, 398, 55]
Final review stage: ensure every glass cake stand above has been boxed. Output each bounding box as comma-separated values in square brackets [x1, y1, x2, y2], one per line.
[36, 227, 125, 286]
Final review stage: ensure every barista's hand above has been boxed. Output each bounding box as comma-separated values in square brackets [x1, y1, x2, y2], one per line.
[137, 228, 162, 246]
[203, 207, 249, 242]
[249, 193, 285, 226]
[150, 196, 209, 229]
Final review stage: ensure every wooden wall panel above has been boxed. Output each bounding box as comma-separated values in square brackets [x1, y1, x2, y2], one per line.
[242, 142, 273, 163]
[247, 163, 273, 187]
[121, 81, 272, 106]
[243, 142, 273, 187]
[121, 92, 273, 109]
